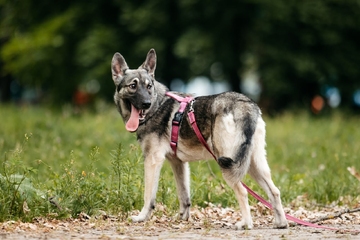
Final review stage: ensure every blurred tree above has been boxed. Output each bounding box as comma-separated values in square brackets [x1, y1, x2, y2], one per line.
[175, 0, 259, 92]
[0, 1, 123, 103]
[250, 0, 360, 110]
[115, 0, 188, 85]
[1, 1, 77, 102]
[0, 0, 359, 111]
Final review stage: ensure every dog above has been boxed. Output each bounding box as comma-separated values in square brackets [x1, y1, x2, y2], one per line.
[111, 49, 288, 230]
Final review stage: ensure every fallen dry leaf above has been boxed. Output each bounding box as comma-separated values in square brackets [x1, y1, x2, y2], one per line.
[347, 166, 360, 181]
[1, 199, 360, 239]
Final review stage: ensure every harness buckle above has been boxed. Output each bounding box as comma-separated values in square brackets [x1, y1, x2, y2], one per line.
[172, 112, 184, 125]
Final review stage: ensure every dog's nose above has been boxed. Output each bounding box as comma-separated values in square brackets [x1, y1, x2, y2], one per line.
[142, 102, 151, 109]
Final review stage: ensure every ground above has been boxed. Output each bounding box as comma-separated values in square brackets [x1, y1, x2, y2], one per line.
[1, 204, 360, 239]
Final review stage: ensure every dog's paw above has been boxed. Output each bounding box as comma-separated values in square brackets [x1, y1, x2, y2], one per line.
[235, 220, 253, 230]
[131, 215, 146, 223]
[274, 221, 288, 229]
[179, 210, 190, 221]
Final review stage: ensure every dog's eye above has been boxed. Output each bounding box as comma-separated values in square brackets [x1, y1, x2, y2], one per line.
[147, 83, 152, 89]
[129, 83, 137, 89]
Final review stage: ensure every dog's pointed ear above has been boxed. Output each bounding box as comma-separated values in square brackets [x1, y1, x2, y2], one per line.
[111, 52, 128, 85]
[140, 48, 157, 77]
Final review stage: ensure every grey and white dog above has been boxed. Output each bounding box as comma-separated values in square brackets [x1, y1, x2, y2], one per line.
[111, 49, 288, 229]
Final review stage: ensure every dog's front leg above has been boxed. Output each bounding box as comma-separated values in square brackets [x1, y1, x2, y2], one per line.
[168, 158, 191, 220]
[131, 155, 165, 222]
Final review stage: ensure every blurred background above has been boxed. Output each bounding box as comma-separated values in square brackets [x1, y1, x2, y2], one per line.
[1, 0, 360, 114]
[1, 1, 360, 219]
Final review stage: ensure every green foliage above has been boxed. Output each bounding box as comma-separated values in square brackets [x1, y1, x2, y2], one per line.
[0, 134, 46, 221]
[108, 143, 144, 220]
[46, 147, 107, 217]
[1, 9, 76, 77]
[264, 112, 360, 205]
[1, 7, 80, 101]
[1, 104, 360, 222]
[189, 161, 237, 208]
[251, 0, 360, 109]
[174, 28, 214, 75]
[1, 0, 359, 109]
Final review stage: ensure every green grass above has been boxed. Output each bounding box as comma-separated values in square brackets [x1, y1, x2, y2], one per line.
[265, 112, 360, 205]
[1, 103, 359, 222]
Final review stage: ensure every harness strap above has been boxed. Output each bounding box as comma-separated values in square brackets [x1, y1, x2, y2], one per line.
[188, 109, 217, 160]
[166, 92, 194, 156]
[166, 91, 190, 102]
[166, 91, 216, 159]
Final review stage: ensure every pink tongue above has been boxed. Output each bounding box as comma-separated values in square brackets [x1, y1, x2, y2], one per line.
[125, 104, 140, 132]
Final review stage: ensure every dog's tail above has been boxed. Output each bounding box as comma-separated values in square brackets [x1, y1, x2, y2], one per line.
[217, 111, 260, 179]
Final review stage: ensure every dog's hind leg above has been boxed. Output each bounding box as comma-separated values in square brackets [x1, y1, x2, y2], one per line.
[213, 111, 255, 229]
[131, 152, 165, 222]
[248, 118, 288, 229]
[168, 158, 191, 220]
[221, 171, 254, 230]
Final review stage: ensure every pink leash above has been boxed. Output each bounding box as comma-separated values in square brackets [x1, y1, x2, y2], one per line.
[241, 183, 339, 231]
[166, 92, 358, 232]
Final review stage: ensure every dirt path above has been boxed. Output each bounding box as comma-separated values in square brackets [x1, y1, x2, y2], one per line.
[1, 221, 359, 240]
[1, 205, 360, 239]
[2, 224, 359, 240]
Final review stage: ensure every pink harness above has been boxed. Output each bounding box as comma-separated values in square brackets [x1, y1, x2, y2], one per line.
[165, 91, 358, 233]
[166, 92, 216, 159]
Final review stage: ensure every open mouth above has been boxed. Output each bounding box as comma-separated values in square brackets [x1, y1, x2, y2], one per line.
[125, 104, 148, 132]
[139, 109, 146, 121]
